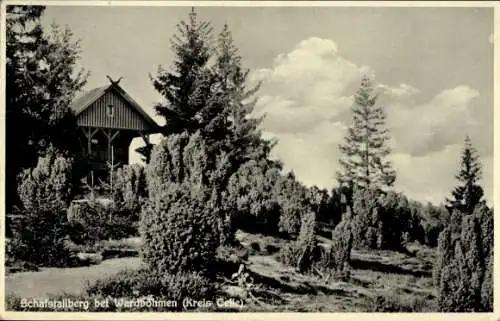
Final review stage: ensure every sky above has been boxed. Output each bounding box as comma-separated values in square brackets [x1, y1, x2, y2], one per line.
[41, 5, 493, 205]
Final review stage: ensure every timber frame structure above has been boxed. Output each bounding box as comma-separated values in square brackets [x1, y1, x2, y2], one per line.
[69, 76, 160, 180]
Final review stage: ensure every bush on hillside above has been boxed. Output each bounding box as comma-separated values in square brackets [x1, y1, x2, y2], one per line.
[227, 159, 282, 234]
[146, 132, 235, 246]
[307, 186, 332, 224]
[112, 164, 147, 221]
[418, 203, 449, 247]
[351, 188, 381, 249]
[377, 191, 413, 250]
[146, 131, 232, 197]
[17, 146, 74, 211]
[7, 205, 73, 267]
[350, 188, 417, 251]
[277, 212, 321, 273]
[317, 210, 353, 281]
[67, 199, 137, 244]
[277, 172, 310, 236]
[145, 132, 191, 200]
[140, 184, 220, 277]
[276, 242, 303, 269]
[10, 148, 74, 267]
[434, 203, 493, 312]
[320, 187, 346, 227]
[366, 293, 435, 312]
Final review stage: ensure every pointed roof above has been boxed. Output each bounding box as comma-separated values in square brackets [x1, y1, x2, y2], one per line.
[69, 86, 108, 115]
[69, 79, 159, 131]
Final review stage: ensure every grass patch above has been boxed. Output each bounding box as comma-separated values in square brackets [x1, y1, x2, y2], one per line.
[364, 292, 437, 312]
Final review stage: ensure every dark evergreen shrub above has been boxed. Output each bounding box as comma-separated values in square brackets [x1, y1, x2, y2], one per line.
[7, 205, 72, 267]
[10, 148, 74, 267]
[17, 146, 74, 212]
[111, 164, 147, 225]
[317, 212, 353, 281]
[145, 131, 235, 247]
[350, 187, 414, 251]
[435, 204, 493, 312]
[351, 188, 381, 249]
[277, 172, 310, 236]
[277, 212, 321, 273]
[67, 199, 138, 244]
[227, 159, 282, 234]
[139, 184, 220, 277]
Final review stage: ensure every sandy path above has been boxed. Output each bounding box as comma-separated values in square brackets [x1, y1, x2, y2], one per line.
[5, 257, 144, 298]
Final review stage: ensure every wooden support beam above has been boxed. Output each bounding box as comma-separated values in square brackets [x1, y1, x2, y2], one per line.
[139, 131, 150, 145]
[89, 128, 99, 139]
[77, 135, 85, 153]
[110, 130, 120, 142]
[104, 129, 121, 165]
[81, 127, 89, 139]
[102, 129, 120, 143]
[107, 129, 112, 167]
[83, 127, 99, 158]
[87, 127, 92, 157]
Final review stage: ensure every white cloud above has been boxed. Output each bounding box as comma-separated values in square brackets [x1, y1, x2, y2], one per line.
[252, 38, 367, 136]
[377, 83, 420, 99]
[391, 145, 493, 205]
[386, 85, 481, 156]
[252, 36, 491, 205]
[268, 121, 347, 189]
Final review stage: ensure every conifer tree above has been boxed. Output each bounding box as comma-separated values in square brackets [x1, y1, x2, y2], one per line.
[10, 147, 74, 267]
[337, 76, 396, 191]
[212, 24, 273, 166]
[434, 203, 493, 312]
[150, 7, 214, 135]
[6, 5, 88, 210]
[446, 135, 484, 215]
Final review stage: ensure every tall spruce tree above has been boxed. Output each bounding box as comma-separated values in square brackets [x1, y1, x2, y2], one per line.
[213, 24, 273, 168]
[446, 135, 484, 215]
[150, 7, 214, 135]
[6, 5, 45, 210]
[337, 76, 396, 191]
[6, 5, 88, 210]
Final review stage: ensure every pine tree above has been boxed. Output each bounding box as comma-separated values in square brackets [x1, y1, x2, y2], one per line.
[446, 135, 484, 215]
[6, 6, 45, 210]
[6, 5, 88, 210]
[337, 76, 396, 191]
[150, 7, 214, 135]
[213, 24, 273, 166]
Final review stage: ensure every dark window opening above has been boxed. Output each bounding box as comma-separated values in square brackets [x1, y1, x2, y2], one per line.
[107, 104, 114, 117]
